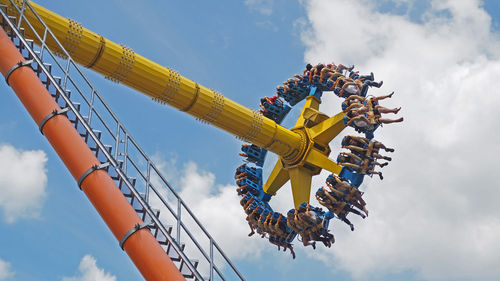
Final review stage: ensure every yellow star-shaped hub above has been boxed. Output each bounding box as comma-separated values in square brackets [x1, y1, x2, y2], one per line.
[263, 95, 346, 208]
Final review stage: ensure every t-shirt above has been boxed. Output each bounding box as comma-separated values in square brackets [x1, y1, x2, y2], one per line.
[353, 119, 368, 127]
[345, 85, 358, 94]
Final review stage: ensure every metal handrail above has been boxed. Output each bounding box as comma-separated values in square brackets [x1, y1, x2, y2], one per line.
[0, 5, 202, 279]
[1, 1, 245, 280]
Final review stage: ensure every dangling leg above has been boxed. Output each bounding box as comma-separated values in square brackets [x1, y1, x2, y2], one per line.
[280, 239, 287, 252]
[368, 171, 383, 180]
[374, 142, 395, 152]
[375, 105, 401, 114]
[304, 233, 317, 249]
[362, 206, 369, 217]
[325, 233, 333, 247]
[378, 117, 404, 124]
[309, 233, 317, 249]
[302, 237, 316, 249]
[289, 245, 296, 259]
[364, 80, 383, 88]
[240, 197, 247, 207]
[352, 201, 368, 217]
[356, 194, 366, 206]
[320, 236, 331, 248]
[247, 218, 255, 236]
[371, 160, 389, 167]
[360, 84, 369, 96]
[354, 72, 373, 81]
[372, 152, 392, 161]
[373, 91, 394, 102]
[339, 215, 354, 231]
[356, 72, 374, 81]
[348, 207, 366, 219]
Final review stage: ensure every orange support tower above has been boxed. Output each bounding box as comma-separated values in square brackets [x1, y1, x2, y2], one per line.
[0, 26, 185, 281]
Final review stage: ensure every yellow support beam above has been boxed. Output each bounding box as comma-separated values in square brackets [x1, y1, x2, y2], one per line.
[293, 95, 321, 128]
[304, 149, 342, 175]
[1, 1, 351, 207]
[288, 167, 312, 208]
[1, 0, 303, 159]
[262, 159, 289, 195]
[310, 112, 346, 145]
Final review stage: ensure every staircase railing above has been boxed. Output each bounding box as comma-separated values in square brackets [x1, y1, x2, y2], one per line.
[0, 1, 245, 280]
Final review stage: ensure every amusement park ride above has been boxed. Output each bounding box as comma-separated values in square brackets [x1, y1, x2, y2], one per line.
[0, 1, 402, 280]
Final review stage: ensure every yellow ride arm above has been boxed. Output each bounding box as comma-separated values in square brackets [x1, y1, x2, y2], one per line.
[2, 0, 302, 159]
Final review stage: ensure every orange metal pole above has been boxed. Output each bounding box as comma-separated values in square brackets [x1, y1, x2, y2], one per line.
[0, 28, 184, 281]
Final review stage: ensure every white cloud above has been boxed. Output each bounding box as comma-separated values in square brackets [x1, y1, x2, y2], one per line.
[62, 255, 116, 281]
[300, 0, 500, 280]
[0, 258, 14, 280]
[245, 0, 274, 16]
[0, 144, 48, 223]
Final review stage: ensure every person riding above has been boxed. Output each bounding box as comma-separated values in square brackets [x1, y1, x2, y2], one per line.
[342, 135, 395, 153]
[294, 204, 334, 248]
[257, 210, 273, 238]
[343, 143, 392, 162]
[333, 74, 384, 98]
[327, 62, 354, 73]
[244, 203, 262, 237]
[303, 63, 313, 76]
[326, 174, 368, 216]
[344, 106, 403, 128]
[341, 134, 393, 162]
[287, 210, 316, 249]
[353, 92, 401, 118]
[319, 62, 352, 83]
[307, 63, 327, 84]
[260, 95, 283, 115]
[315, 187, 365, 231]
[316, 187, 366, 219]
[342, 94, 365, 112]
[271, 214, 297, 259]
[349, 70, 374, 81]
[337, 152, 385, 180]
[293, 208, 317, 249]
[264, 213, 297, 259]
[333, 77, 362, 98]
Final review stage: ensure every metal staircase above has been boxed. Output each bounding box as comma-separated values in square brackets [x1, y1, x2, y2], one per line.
[0, 2, 245, 280]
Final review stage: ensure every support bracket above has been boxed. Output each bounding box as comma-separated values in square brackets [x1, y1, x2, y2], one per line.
[119, 222, 153, 250]
[39, 107, 70, 134]
[77, 162, 110, 190]
[5, 60, 33, 85]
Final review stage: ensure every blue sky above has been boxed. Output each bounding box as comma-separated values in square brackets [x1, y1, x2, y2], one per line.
[1, 0, 500, 281]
